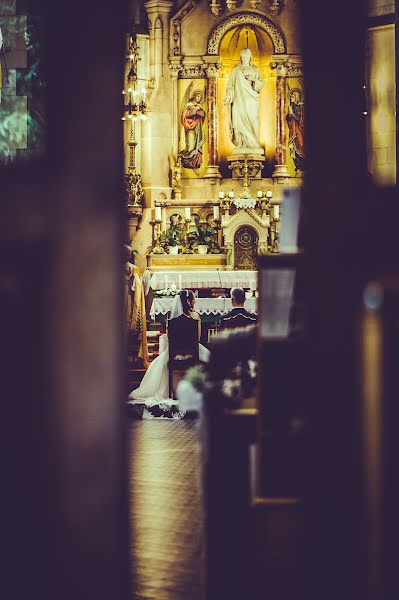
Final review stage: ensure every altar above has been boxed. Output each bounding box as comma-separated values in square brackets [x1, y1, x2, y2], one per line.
[150, 270, 258, 291]
[147, 253, 227, 272]
[150, 296, 257, 323]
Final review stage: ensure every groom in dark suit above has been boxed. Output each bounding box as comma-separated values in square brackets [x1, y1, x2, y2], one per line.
[219, 287, 257, 330]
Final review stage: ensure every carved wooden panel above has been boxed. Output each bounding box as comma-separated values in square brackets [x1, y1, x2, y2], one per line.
[234, 225, 258, 270]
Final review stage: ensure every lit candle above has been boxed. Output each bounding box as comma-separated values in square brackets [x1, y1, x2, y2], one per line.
[185, 207, 191, 221]
[213, 205, 220, 219]
[273, 205, 279, 220]
[178, 274, 182, 290]
[228, 190, 235, 198]
[161, 208, 167, 232]
[218, 191, 225, 199]
[155, 206, 162, 222]
[257, 190, 263, 199]
[266, 190, 273, 199]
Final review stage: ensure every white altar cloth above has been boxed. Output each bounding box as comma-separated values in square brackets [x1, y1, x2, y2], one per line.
[150, 297, 257, 319]
[150, 270, 257, 291]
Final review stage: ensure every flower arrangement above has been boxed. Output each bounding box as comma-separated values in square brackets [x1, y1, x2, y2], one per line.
[176, 356, 257, 411]
[154, 284, 179, 297]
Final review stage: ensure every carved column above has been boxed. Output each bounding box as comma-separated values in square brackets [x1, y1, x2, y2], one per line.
[204, 58, 222, 179]
[272, 61, 290, 181]
[169, 59, 182, 160]
[145, 1, 174, 80]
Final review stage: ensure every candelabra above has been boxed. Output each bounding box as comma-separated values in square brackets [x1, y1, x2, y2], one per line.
[122, 30, 148, 208]
[152, 206, 164, 254]
[122, 33, 148, 123]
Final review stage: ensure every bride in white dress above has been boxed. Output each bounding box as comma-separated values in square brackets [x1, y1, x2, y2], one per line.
[128, 290, 210, 417]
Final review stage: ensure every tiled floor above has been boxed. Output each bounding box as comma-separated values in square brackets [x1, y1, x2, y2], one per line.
[128, 418, 206, 600]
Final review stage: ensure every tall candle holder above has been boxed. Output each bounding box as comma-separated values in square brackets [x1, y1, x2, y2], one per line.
[152, 212, 164, 254]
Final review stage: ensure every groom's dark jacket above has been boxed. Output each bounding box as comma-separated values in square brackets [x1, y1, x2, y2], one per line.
[219, 306, 257, 330]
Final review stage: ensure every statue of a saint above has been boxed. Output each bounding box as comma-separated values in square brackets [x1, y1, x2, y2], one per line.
[286, 88, 305, 172]
[179, 88, 206, 169]
[224, 48, 264, 153]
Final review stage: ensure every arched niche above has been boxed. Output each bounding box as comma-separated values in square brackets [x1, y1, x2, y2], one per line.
[217, 21, 276, 170]
[207, 12, 287, 55]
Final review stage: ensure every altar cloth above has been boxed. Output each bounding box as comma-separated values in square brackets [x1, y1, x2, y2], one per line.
[150, 270, 258, 291]
[150, 297, 257, 319]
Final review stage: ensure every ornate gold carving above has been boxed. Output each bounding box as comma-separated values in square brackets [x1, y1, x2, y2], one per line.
[180, 64, 207, 79]
[234, 226, 259, 270]
[207, 12, 287, 55]
[268, 0, 284, 17]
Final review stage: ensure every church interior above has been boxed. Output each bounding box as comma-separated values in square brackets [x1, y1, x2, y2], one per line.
[1, 1, 399, 599]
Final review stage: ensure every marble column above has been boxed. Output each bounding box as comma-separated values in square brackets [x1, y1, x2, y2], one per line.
[144, 1, 175, 199]
[204, 59, 222, 179]
[272, 62, 290, 180]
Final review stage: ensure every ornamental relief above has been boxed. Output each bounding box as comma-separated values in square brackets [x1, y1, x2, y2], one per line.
[180, 65, 207, 79]
[171, 0, 203, 56]
[207, 1, 285, 17]
[207, 12, 287, 54]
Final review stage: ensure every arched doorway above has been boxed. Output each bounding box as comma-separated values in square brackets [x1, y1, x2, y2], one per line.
[234, 225, 258, 270]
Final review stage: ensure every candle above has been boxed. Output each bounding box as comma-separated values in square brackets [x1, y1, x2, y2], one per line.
[155, 206, 162, 222]
[273, 205, 280, 220]
[228, 190, 235, 199]
[161, 208, 167, 232]
[257, 190, 263, 199]
[185, 207, 191, 221]
[213, 205, 220, 219]
[250, 279, 256, 291]
[178, 274, 182, 290]
[142, 87, 147, 101]
[218, 191, 225, 199]
[266, 190, 273, 199]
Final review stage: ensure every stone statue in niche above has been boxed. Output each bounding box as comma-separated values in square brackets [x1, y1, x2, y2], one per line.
[224, 48, 264, 154]
[179, 82, 206, 170]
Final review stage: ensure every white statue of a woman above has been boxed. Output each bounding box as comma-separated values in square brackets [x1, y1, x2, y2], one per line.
[224, 48, 264, 153]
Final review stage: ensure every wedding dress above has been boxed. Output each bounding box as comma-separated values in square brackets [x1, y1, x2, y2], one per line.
[128, 295, 210, 418]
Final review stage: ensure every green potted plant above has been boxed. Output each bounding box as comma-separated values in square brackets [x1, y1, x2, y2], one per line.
[188, 223, 214, 255]
[162, 226, 181, 255]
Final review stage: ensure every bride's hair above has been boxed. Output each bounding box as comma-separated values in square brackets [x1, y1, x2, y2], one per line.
[180, 289, 195, 314]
